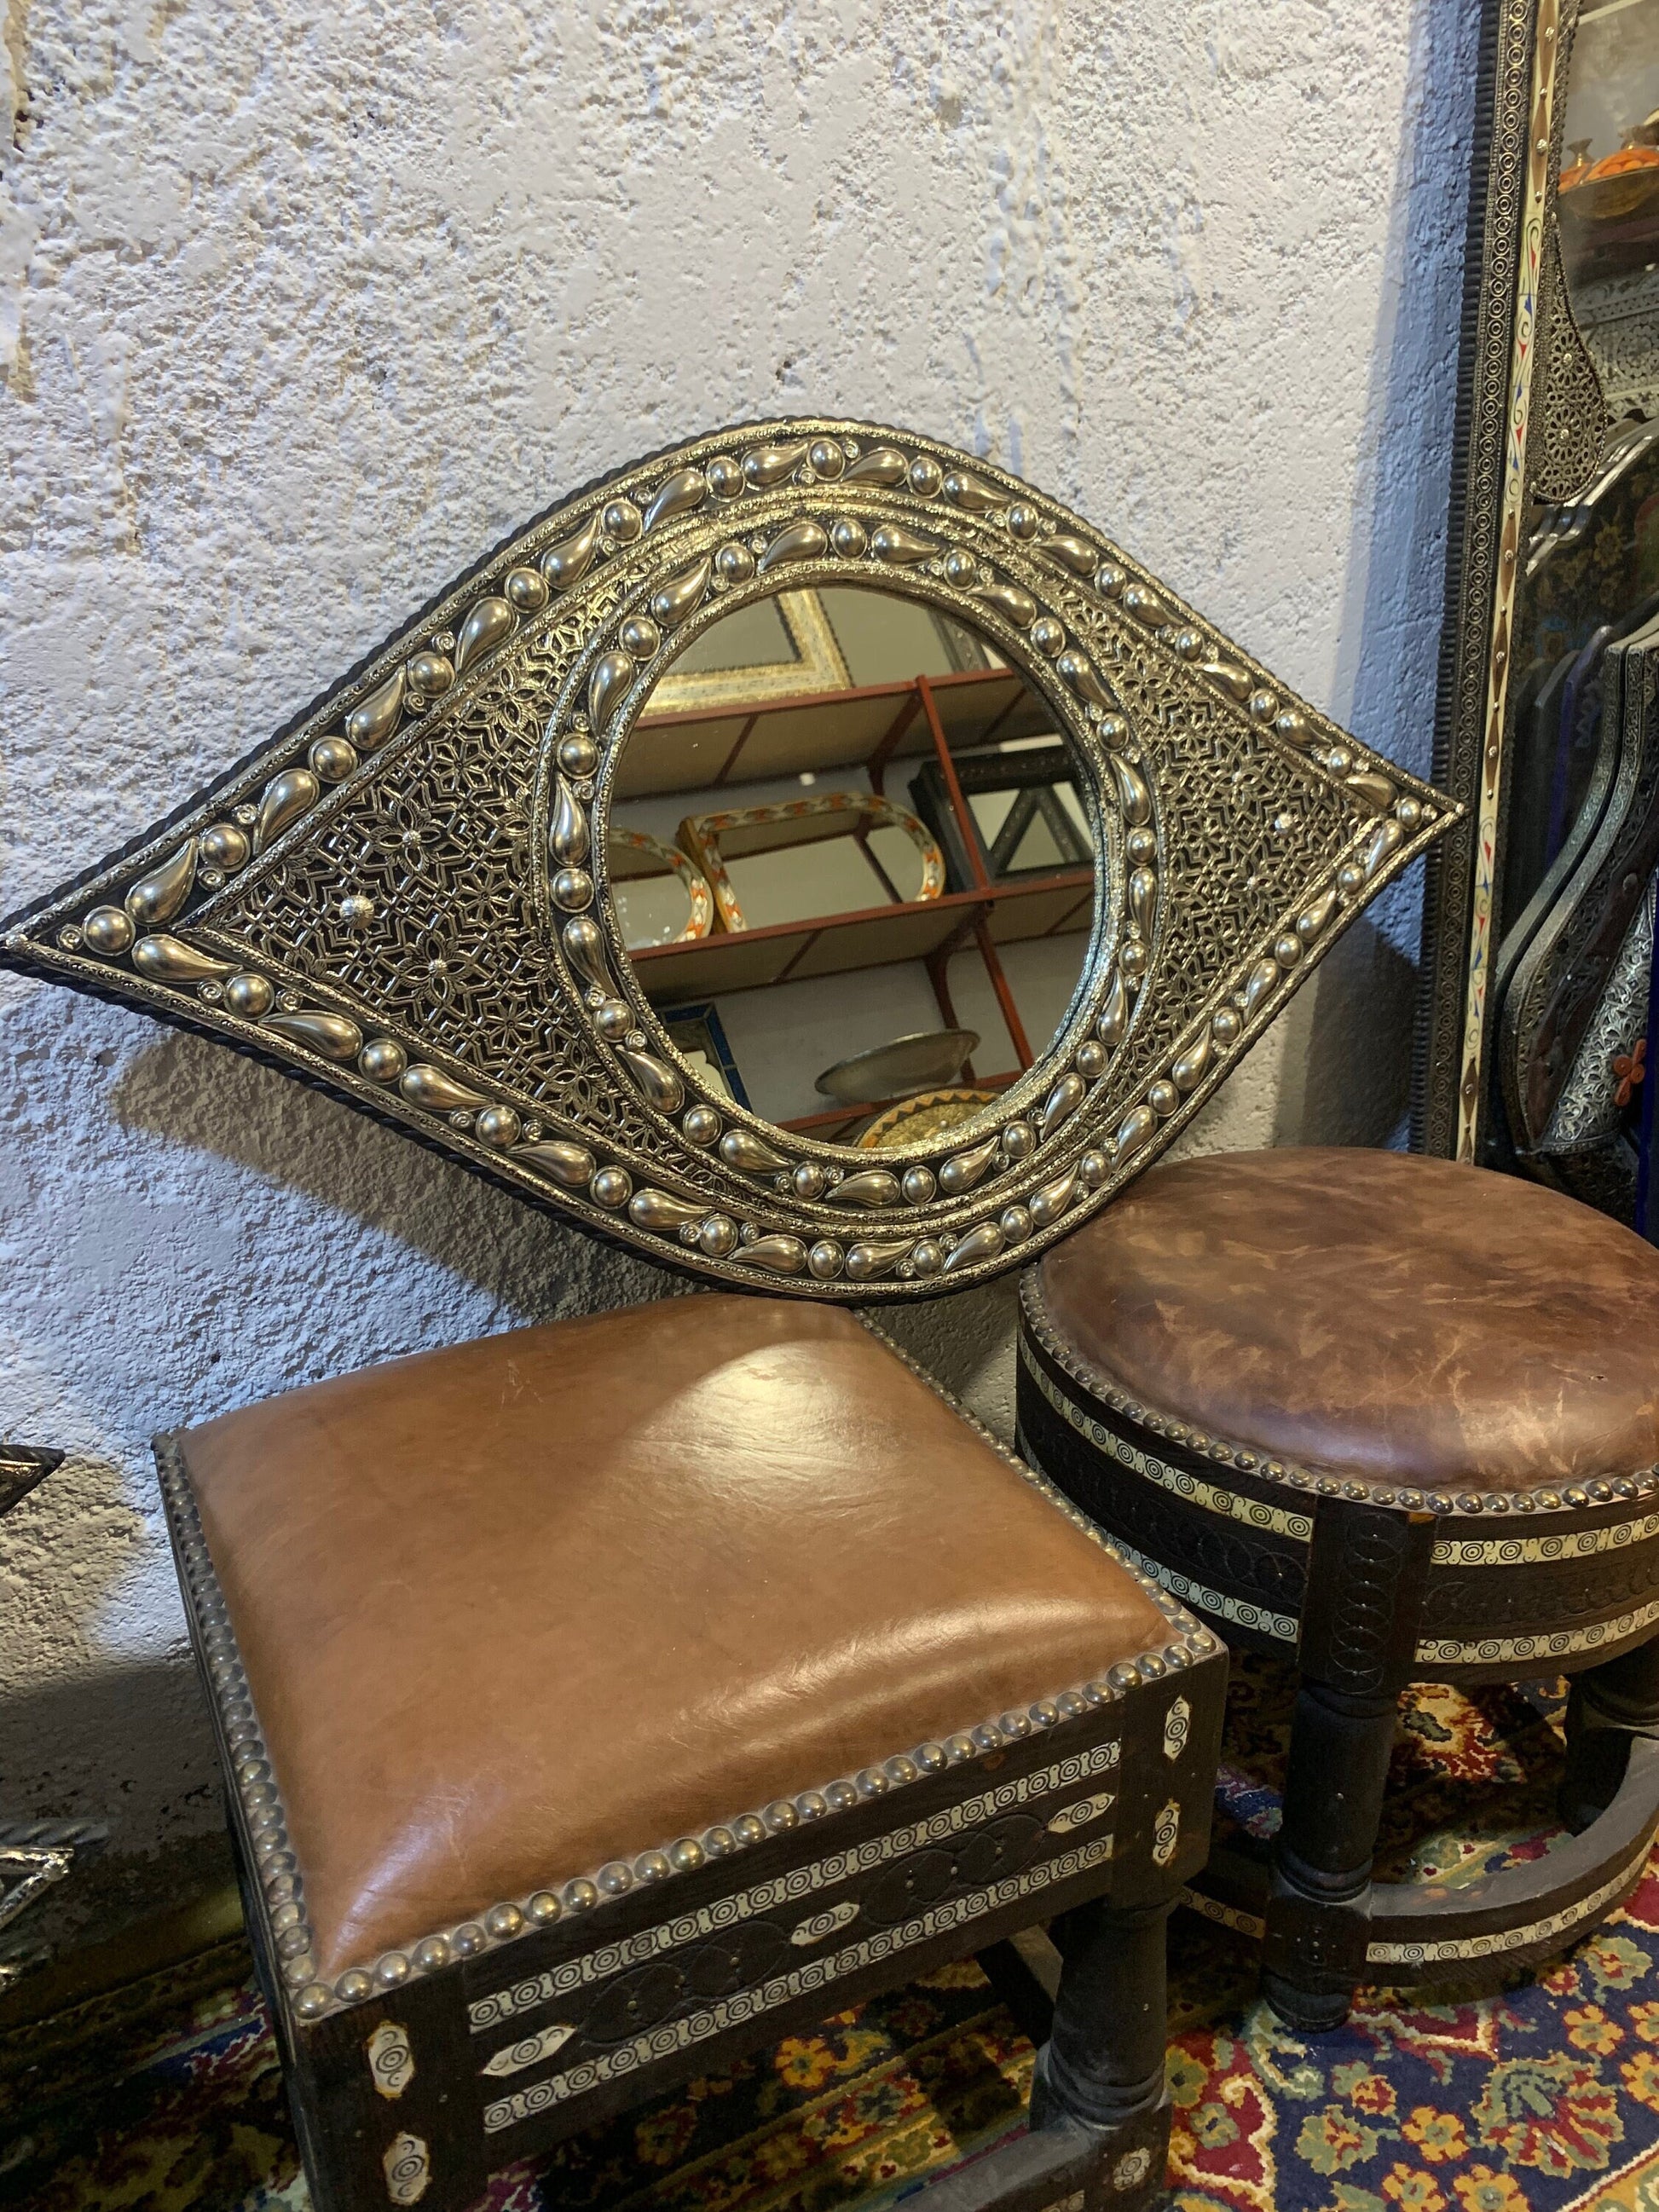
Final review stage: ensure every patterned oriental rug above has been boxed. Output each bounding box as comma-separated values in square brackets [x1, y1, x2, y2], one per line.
[9, 1659, 1659, 2212]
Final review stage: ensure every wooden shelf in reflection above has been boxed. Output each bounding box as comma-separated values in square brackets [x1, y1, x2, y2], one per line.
[618, 663, 1052, 799]
[630, 869, 1095, 1003]
[778, 1070, 1020, 1143]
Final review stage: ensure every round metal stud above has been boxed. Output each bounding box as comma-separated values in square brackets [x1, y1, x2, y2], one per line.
[668, 1838, 705, 1871]
[1056, 1687, 1090, 1714]
[702, 1828, 737, 1857]
[997, 1711, 1032, 1739]
[597, 1861, 633, 1895]
[336, 1968, 374, 2003]
[733, 1813, 767, 1845]
[945, 1733, 977, 1763]
[855, 1767, 889, 1797]
[716, 541, 755, 585]
[915, 1742, 949, 1772]
[884, 1754, 921, 1785]
[682, 1104, 721, 1146]
[1108, 1662, 1142, 1692]
[633, 1850, 672, 1883]
[808, 1240, 845, 1279]
[794, 1793, 828, 1822]
[376, 1952, 410, 1988]
[824, 1781, 859, 1813]
[486, 1902, 525, 1938]
[971, 1723, 1003, 1752]
[1029, 1700, 1061, 1728]
[563, 1878, 600, 1912]
[590, 1166, 633, 1210]
[295, 1984, 331, 2019]
[909, 455, 943, 495]
[763, 1799, 799, 1833]
[414, 1935, 451, 1972]
[558, 732, 599, 777]
[452, 1921, 488, 1954]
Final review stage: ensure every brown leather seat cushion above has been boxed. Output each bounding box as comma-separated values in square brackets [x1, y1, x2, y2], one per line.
[181, 1296, 1170, 1984]
[1034, 1147, 1659, 1493]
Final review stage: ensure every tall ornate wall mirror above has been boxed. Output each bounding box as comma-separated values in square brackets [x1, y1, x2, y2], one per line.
[1, 419, 1451, 1294]
[1422, 0, 1659, 1227]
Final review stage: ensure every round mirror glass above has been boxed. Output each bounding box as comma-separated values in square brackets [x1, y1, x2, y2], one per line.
[606, 583, 1099, 1148]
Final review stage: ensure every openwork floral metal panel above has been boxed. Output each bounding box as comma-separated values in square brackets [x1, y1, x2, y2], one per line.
[0, 419, 1456, 1296]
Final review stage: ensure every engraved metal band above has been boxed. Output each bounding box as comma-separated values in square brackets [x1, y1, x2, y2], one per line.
[483, 1835, 1114, 2134]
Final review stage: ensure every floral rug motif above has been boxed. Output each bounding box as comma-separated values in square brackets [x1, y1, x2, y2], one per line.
[9, 1657, 1659, 2212]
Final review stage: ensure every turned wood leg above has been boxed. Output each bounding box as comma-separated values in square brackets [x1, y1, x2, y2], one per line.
[1263, 1681, 1399, 2032]
[1028, 1897, 1173, 2209]
[1560, 1634, 1659, 1834]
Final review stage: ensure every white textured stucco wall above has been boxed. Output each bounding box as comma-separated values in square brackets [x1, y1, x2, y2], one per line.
[0, 0, 1477, 1935]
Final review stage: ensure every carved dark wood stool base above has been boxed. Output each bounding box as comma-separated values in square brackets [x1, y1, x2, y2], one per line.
[1017, 1146, 1659, 2031]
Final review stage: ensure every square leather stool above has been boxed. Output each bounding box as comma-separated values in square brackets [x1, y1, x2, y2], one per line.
[163, 1296, 1226, 2212]
[1018, 1146, 1659, 2032]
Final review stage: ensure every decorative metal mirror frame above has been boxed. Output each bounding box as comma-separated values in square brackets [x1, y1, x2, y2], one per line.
[1, 419, 1451, 1297]
[1417, 0, 1615, 1158]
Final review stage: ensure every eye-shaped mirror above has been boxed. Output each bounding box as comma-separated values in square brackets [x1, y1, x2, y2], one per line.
[0, 419, 1455, 1296]
[604, 585, 1100, 1144]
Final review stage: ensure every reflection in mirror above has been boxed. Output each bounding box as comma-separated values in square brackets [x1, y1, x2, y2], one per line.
[607, 586, 1098, 1143]
[1559, 0, 1659, 414]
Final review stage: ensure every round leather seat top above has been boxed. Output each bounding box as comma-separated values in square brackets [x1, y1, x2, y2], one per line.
[1032, 1147, 1659, 1493]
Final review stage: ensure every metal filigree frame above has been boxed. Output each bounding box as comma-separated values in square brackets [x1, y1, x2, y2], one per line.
[2, 419, 1453, 1296]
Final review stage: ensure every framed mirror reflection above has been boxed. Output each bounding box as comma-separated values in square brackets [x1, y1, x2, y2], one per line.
[606, 585, 1098, 1141]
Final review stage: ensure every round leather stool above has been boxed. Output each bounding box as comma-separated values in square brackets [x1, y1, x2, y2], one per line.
[1017, 1146, 1659, 2030]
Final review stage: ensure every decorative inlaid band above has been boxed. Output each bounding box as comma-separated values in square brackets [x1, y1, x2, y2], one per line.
[482, 1835, 1114, 2134]
[1431, 1515, 1659, 1568]
[1179, 1887, 1265, 1942]
[469, 1746, 1121, 2034]
[1018, 1340, 1313, 1541]
[1366, 1845, 1650, 1967]
[1415, 1591, 1659, 1667]
[1107, 1534, 1298, 1647]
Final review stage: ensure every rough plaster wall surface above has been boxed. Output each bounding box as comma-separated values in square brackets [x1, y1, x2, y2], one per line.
[0, 0, 1477, 1899]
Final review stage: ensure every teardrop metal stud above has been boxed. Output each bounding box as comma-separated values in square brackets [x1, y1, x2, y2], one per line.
[587, 650, 636, 733]
[758, 519, 830, 572]
[398, 1065, 490, 1113]
[943, 1220, 1005, 1274]
[345, 667, 407, 750]
[742, 1233, 809, 1274]
[1097, 967, 1130, 1049]
[719, 1128, 789, 1174]
[1129, 866, 1157, 938]
[1297, 887, 1338, 943]
[870, 524, 941, 565]
[939, 1135, 999, 1194]
[643, 467, 709, 531]
[1114, 1102, 1158, 1162]
[650, 559, 714, 628]
[1122, 583, 1171, 627]
[253, 769, 321, 856]
[454, 596, 514, 678]
[973, 581, 1037, 629]
[1346, 772, 1396, 814]
[1028, 1169, 1079, 1229]
[824, 1169, 901, 1209]
[742, 441, 809, 488]
[1199, 658, 1252, 702]
[263, 1012, 363, 1062]
[1242, 956, 1280, 1014]
[1056, 650, 1116, 712]
[125, 842, 198, 931]
[130, 935, 235, 983]
[517, 1140, 596, 1188]
[562, 916, 616, 998]
[1040, 533, 1098, 576]
[1039, 1071, 1085, 1140]
[1107, 754, 1152, 827]
[845, 1239, 913, 1282]
[550, 777, 590, 868]
[1171, 1029, 1211, 1093]
[542, 511, 602, 589]
[628, 1187, 703, 1232]
[942, 471, 1000, 512]
[1362, 817, 1405, 879]
[617, 1048, 684, 1112]
[843, 446, 909, 486]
